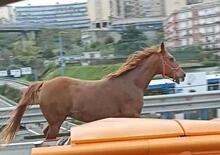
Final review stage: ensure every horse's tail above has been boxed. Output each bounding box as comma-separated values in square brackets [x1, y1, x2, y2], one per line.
[0, 82, 43, 144]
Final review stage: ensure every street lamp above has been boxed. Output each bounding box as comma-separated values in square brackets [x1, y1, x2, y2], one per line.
[58, 32, 66, 76]
[9, 55, 14, 65]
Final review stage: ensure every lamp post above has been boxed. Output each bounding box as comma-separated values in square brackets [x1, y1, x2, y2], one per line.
[58, 32, 66, 76]
[9, 55, 14, 66]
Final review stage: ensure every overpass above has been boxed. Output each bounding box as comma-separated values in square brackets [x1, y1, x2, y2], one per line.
[0, 24, 41, 32]
[0, 0, 22, 6]
[0, 23, 78, 33]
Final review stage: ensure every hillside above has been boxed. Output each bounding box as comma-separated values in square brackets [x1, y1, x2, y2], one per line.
[43, 64, 121, 80]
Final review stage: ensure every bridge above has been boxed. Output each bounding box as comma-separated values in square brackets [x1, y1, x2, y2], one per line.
[0, 24, 41, 32]
[0, 0, 21, 6]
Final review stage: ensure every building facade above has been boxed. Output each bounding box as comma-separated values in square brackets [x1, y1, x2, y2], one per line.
[164, 1, 220, 49]
[110, 0, 125, 19]
[121, 0, 165, 18]
[164, 0, 187, 16]
[0, 6, 14, 24]
[88, 0, 166, 29]
[15, 2, 90, 29]
[111, 17, 163, 32]
[187, 0, 217, 5]
[143, 0, 165, 17]
[87, 0, 112, 29]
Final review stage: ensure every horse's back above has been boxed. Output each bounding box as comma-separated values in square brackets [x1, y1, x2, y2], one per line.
[38, 76, 104, 108]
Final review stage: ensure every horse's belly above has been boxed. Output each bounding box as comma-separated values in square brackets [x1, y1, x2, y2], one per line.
[70, 99, 121, 122]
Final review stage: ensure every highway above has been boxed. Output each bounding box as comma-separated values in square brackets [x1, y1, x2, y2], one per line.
[0, 79, 220, 139]
[0, 79, 76, 143]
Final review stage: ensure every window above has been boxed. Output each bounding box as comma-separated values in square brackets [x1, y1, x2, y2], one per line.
[199, 28, 205, 33]
[208, 85, 220, 91]
[102, 22, 107, 28]
[199, 19, 205, 25]
[189, 37, 193, 44]
[178, 22, 187, 29]
[96, 23, 101, 28]
[179, 30, 187, 36]
[181, 39, 187, 46]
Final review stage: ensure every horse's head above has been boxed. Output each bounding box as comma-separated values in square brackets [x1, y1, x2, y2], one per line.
[157, 42, 185, 84]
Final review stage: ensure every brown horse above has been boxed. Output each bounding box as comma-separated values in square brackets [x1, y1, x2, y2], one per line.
[0, 43, 185, 143]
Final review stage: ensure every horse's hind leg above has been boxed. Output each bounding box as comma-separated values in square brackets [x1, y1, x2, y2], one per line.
[45, 116, 67, 140]
[46, 123, 62, 140]
[43, 125, 49, 137]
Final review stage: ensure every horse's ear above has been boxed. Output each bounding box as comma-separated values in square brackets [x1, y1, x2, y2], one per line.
[158, 42, 165, 54]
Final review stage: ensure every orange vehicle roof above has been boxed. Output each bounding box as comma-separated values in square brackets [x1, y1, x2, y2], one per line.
[71, 118, 220, 145]
[32, 118, 220, 155]
[178, 119, 220, 136]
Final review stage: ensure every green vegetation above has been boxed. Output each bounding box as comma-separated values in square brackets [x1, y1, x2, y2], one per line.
[114, 26, 148, 56]
[1, 26, 219, 82]
[43, 64, 121, 80]
[0, 27, 165, 71]
[170, 46, 203, 62]
[0, 85, 21, 102]
[0, 29, 83, 70]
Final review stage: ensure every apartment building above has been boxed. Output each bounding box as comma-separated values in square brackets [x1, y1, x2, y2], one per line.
[15, 2, 90, 29]
[0, 6, 14, 24]
[164, 1, 220, 49]
[88, 0, 166, 29]
[164, 0, 187, 16]
[87, 0, 112, 29]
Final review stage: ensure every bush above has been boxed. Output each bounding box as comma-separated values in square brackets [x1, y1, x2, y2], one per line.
[0, 84, 21, 102]
[170, 46, 202, 62]
[104, 36, 114, 44]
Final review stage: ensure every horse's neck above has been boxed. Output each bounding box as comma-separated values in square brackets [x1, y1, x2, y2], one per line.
[121, 54, 160, 90]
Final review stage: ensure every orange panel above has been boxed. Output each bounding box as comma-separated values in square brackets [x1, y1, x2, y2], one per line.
[32, 140, 149, 155]
[177, 120, 220, 136]
[71, 118, 184, 145]
[32, 118, 220, 155]
[32, 135, 220, 155]
[148, 135, 220, 155]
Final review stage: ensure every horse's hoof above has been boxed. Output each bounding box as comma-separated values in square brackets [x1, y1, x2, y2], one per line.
[57, 137, 69, 146]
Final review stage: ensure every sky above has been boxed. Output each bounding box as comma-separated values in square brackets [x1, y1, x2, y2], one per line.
[11, 0, 86, 6]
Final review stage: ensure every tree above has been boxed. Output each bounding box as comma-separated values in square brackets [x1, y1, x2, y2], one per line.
[148, 31, 164, 46]
[36, 29, 83, 57]
[104, 36, 114, 44]
[12, 40, 43, 68]
[0, 49, 14, 69]
[170, 46, 202, 62]
[114, 26, 148, 56]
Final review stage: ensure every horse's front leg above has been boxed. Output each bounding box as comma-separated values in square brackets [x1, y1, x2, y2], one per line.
[120, 101, 143, 118]
[120, 107, 141, 118]
[122, 112, 141, 118]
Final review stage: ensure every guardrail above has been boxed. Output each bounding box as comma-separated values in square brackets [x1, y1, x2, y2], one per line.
[0, 141, 42, 155]
[0, 105, 43, 125]
[0, 95, 17, 106]
[0, 78, 76, 130]
[1, 90, 220, 126]
[142, 90, 220, 113]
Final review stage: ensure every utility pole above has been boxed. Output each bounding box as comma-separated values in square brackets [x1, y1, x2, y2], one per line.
[59, 32, 65, 76]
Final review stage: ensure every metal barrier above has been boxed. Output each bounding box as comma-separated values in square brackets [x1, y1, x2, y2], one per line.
[0, 141, 42, 155]
[142, 90, 220, 113]
[1, 90, 220, 125]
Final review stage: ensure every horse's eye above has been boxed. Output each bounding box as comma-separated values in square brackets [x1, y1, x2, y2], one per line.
[169, 57, 175, 62]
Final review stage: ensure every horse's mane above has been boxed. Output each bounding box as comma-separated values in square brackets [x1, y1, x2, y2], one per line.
[105, 48, 160, 79]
